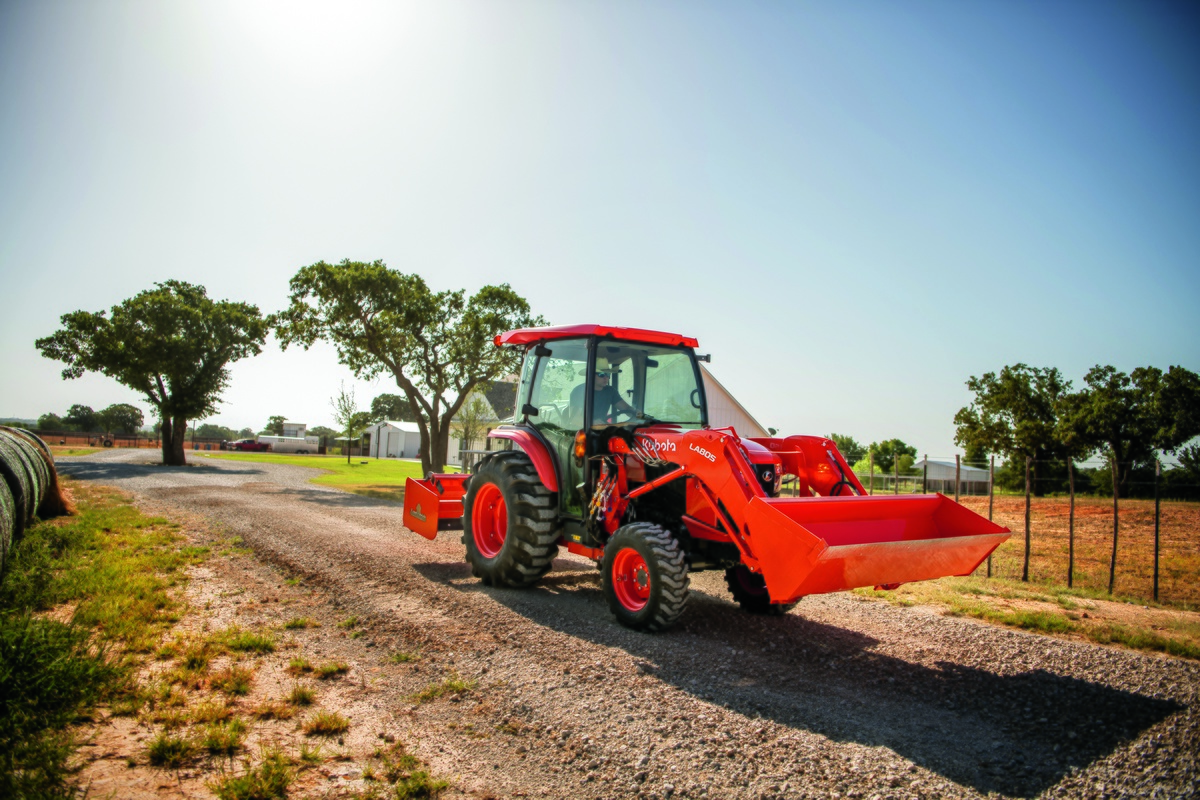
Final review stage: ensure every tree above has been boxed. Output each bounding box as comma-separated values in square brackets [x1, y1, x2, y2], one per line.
[1059, 365, 1200, 491]
[1180, 442, 1200, 481]
[829, 433, 866, 464]
[64, 404, 100, 432]
[37, 412, 66, 431]
[237, 427, 255, 439]
[867, 438, 917, 474]
[330, 382, 372, 465]
[369, 393, 414, 423]
[954, 364, 1070, 496]
[98, 403, 144, 434]
[36, 280, 268, 466]
[308, 425, 339, 440]
[262, 415, 286, 435]
[195, 422, 237, 441]
[273, 260, 542, 473]
[453, 391, 495, 453]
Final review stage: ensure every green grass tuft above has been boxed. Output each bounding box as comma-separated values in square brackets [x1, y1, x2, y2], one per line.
[201, 719, 249, 756]
[313, 661, 350, 680]
[209, 748, 292, 800]
[410, 673, 475, 704]
[211, 665, 254, 696]
[146, 731, 196, 768]
[287, 684, 316, 706]
[223, 628, 276, 655]
[283, 617, 316, 630]
[302, 710, 349, 737]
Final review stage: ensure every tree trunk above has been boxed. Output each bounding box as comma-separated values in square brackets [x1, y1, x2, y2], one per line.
[165, 414, 188, 466]
[160, 416, 173, 465]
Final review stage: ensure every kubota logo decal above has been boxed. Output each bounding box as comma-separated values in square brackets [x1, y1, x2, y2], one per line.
[410, 504, 427, 522]
[644, 440, 676, 452]
[689, 443, 717, 463]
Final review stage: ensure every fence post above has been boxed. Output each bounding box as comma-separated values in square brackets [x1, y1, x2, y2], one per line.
[893, 456, 899, 496]
[1023, 455, 1031, 582]
[1068, 458, 1075, 589]
[922, 454, 928, 494]
[1154, 458, 1161, 603]
[955, 454, 961, 504]
[868, 451, 874, 496]
[987, 455, 994, 578]
[1109, 455, 1119, 595]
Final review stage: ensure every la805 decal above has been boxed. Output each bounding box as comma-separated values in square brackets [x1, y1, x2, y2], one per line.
[689, 443, 717, 463]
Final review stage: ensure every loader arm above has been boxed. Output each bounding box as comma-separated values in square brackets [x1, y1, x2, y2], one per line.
[612, 428, 1010, 605]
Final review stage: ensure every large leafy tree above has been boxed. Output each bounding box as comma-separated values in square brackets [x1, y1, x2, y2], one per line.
[369, 393, 414, 423]
[867, 438, 917, 474]
[1059, 365, 1200, 491]
[273, 260, 542, 473]
[36, 281, 268, 466]
[64, 404, 100, 432]
[98, 403, 144, 434]
[954, 364, 1071, 496]
[829, 433, 866, 464]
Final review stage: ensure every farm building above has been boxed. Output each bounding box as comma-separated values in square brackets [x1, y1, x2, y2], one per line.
[367, 420, 464, 466]
[699, 364, 770, 438]
[914, 458, 991, 495]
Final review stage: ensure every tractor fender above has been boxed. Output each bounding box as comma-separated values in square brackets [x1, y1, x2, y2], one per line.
[486, 428, 559, 492]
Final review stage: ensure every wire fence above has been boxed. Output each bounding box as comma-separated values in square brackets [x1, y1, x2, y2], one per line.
[780, 455, 1200, 606]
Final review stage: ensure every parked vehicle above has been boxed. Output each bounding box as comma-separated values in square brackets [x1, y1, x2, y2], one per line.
[230, 438, 271, 452]
[404, 324, 1009, 632]
[256, 435, 319, 454]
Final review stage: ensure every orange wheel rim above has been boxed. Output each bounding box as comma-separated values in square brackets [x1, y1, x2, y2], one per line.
[612, 547, 651, 611]
[472, 483, 507, 558]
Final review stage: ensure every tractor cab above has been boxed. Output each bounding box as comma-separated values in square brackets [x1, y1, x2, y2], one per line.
[502, 326, 709, 529]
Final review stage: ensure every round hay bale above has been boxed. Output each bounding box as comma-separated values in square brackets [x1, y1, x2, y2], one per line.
[0, 427, 71, 518]
[0, 437, 29, 544]
[0, 432, 46, 518]
[0, 478, 13, 577]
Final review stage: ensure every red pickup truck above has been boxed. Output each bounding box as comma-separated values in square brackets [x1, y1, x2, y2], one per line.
[229, 439, 271, 452]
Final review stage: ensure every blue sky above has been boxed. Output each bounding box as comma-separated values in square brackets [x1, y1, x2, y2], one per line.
[1, 0, 1197, 458]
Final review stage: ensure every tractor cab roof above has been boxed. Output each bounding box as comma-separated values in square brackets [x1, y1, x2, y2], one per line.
[495, 324, 699, 349]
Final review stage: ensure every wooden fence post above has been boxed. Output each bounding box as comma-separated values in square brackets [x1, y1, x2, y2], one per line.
[1109, 455, 1119, 595]
[987, 454, 994, 578]
[1023, 455, 1031, 582]
[1068, 458, 1075, 589]
[869, 451, 874, 496]
[1154, 459, 1161, 603]
[955, 454, 961, 504]
[893, 456, 899, 496]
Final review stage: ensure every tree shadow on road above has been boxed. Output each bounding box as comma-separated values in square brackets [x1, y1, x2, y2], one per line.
[416, 561, 1182, 798]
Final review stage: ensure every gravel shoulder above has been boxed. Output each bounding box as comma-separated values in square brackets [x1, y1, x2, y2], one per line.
[60, 450, 1200, 799]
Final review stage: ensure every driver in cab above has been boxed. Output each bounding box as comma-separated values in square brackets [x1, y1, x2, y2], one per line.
[571, 360, 637, 425]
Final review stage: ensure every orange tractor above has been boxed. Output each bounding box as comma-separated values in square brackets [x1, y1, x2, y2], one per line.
[404, 324, 1008, 631]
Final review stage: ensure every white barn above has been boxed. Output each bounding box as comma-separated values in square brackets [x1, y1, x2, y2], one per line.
[367, 420, 464, 466]
[914, 458, 992, 495]
[700, 365, 770, 438]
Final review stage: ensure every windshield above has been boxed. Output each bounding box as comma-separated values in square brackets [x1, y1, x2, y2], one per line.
[594, 342, 704, 427]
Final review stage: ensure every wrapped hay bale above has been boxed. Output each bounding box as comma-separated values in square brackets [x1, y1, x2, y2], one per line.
[0, 427, 74, 573]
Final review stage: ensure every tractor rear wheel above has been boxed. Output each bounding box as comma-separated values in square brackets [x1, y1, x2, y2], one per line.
[602, 522, 689, 632]
[462, 452, 559, 587]
[724, 564, 798, 616]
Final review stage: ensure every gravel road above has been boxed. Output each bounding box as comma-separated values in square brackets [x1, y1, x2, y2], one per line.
[60, 450, 1199, 799]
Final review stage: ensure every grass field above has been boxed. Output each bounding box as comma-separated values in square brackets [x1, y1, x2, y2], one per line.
[200, 452, 459, 503]
[49, 446, 105, 457]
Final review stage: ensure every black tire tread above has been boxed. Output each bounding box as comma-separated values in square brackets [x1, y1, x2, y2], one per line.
[603, 522, 689, 632]
[724, 565, 799, 616]
[462, 451, 559, 587]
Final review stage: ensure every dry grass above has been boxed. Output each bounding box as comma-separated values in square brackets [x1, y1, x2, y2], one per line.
[958, 495, 1200, 607]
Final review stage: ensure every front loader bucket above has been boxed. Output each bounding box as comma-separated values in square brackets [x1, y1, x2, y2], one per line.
[403, 474, 469, 540]
[744, 494, 1009, 604]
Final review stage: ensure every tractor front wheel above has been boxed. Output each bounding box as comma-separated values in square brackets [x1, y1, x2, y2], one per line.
[724, 564, 798, 616]
[602, 522, 689, 632]
[462, 452, 559, 587]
